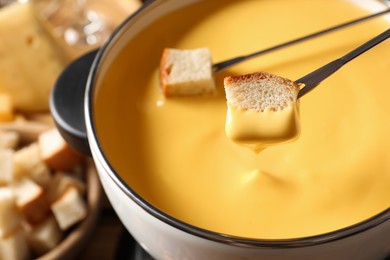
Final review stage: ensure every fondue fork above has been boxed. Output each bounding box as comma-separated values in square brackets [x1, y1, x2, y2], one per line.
[297, 28, 390, 98]
[212, 8, 390, 73]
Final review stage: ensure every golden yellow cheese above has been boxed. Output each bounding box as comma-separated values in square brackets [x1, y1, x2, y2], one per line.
[226, 104, 300, 152]
[94, 0, 390, 239]
[0, 3, 68, 112]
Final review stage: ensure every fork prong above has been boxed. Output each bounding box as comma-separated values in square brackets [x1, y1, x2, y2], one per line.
[297, 28, 390, 98]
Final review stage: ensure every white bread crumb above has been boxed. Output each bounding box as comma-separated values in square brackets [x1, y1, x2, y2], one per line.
[0, 228, 30, 260]
[13, 143, 42, 176]
[160, 48, 216, 97]
[0, 131, 19, 149]
[10, 177, 49, 225]
[47, 171, 86, 203]
[26, 216, 63, 255]
[224, 71, 300, 112]
[38, 128, 83, 171]
[13, 143, 51, 187]
[51, 186, 87, 230]
[27, 162, 51, 188]
[0, 149, 14, 185]
[0, 188, 22, 238]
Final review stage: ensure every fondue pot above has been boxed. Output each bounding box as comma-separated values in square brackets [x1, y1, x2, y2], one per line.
[50, 0, 390, 259]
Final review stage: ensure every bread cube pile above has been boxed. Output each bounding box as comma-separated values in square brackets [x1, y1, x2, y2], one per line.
[0, 127, 87, 260]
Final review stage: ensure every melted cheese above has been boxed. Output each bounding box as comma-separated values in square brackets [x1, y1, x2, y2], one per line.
[226, 104, 300, 152]
[94, 0, 390, 239]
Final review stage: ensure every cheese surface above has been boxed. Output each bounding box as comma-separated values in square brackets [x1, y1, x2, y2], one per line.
[94, 0, 390, 239]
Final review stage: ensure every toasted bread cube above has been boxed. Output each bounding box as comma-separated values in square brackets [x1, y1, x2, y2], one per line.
[11, 177, 50, 225]
[160, 48, 216, 97]
[13, 143, 42, 175]
[0, 188, 22, 238]
[47, 171, 85, 203]
[224, 72, 301, 151]
[51, 186, 87, 230]
[38, 128, 83, 171]
[0, 149, 13, 185]
[28, 162, 51, 188]
[0, 93, 14, 123]
[0, 228, 30, 260]
[224, 71, 300, 112]
[0, 131, 19, 149]
[13, 143, 51, 187]
[26, 216, 63, 255]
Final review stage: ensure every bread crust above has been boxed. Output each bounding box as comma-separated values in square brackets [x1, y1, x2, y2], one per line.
[51, 186, 87, 230]
[224, 71, 300, 93]
[38, 129, 83, 171]
[159, 48, 170, 96]
[19, 191, 50, 225]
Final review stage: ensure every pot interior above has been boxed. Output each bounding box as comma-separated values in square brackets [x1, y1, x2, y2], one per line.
[90, 0, 390, 243]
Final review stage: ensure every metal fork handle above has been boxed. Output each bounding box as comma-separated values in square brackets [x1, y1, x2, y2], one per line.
[297, 28, 390, 98]
[212, 8, 390, 73]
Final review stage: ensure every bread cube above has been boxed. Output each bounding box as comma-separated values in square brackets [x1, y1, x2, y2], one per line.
[224, 72, 301, 151]
[13, 143, 51, 187]
[0, 149, 13, 185]
[224, 71, 300, 112]
[160, 48, 216, 97]
[26, 216, 63, 255]
[0, 228, 30, 260]
[28, 162, 51, 188]
[38, 128, 83, 171]
[0, 131, 19, 149]
[11, 177, 50, 225]
[47, 171, 85, 203]
[13, 143, 41, 175]
[0, 188, 22, 238]
[51, 186, 87, 230]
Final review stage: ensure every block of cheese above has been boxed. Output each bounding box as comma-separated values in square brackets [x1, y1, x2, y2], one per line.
[0, 2, 68, 112]
[0, 93, 13, 122]
[0, 228, 30, 260]
[0, 188, 22, 238]
[0, 149, 13, 185]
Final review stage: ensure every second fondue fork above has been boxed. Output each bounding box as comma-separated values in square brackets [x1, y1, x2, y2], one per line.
[297, 28, 390, 98]
[213, 8, 390, 73]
